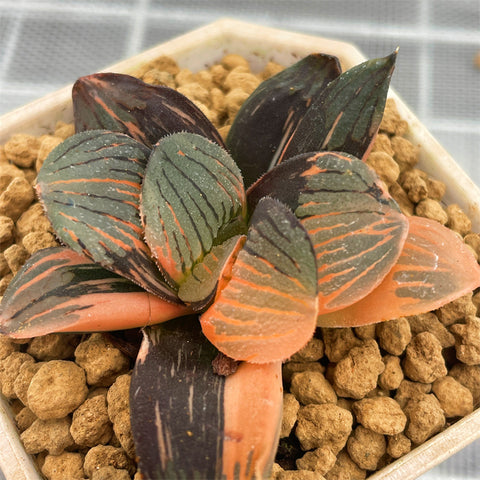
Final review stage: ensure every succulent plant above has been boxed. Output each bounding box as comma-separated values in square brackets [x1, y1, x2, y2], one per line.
[1, 51, 479, 479]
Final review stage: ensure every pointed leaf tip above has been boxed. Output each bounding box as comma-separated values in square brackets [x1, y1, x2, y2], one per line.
[227, 53, 342, 187]
[275, 51, 397, 164]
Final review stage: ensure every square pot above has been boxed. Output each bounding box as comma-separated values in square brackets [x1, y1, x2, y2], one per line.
[1, 18, 479, 480]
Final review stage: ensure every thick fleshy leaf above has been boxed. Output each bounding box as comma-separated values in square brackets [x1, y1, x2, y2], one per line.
[36, 130, 177, 300]
[0, 248, 190, 338]
[177, 235, 245, 308]
[226, 53, 341, 187]
[131, 317, 282, 480]
[73, 72, 225, 148]
[248, 151, 409, 312]
[200, 197, 318, 363]
[142, 132, 246, 288]
[275, 52, 397, 164]
[317, 216, 480, 327]
[222, 361, 282, 480]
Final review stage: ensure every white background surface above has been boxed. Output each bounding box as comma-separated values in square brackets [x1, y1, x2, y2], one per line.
[0, 1, 479, 479]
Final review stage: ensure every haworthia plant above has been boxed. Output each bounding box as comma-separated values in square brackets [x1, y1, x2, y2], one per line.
[2, 50, 480, 480]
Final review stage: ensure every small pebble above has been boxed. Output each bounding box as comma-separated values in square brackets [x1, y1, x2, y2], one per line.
[295, 404, 352, 453]
[432, 376, 473, 418]
[27, 360, 88, 419]
[376, 317, 411, 355]
[21, 417, 74, 455]
[450, 316, 480, 365]
[41, 452, 85, 480]
[352, 397, 406, 435]
[403, 332, 447, 383]
[403, 393, 445, 444]
[280, 393, 300, 438]
[75, 334, 130, 387]
[347, 425, 386, 471]
[290, 371, 337, 405]
[333, 340, 384, 399]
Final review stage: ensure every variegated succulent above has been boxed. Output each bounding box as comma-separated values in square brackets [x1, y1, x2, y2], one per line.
[1, 52, 479, 480]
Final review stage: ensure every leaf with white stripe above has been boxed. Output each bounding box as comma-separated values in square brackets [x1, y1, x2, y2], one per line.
[131, 317, 282, 479]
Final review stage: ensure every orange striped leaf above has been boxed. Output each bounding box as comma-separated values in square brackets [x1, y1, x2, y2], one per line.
[317, 216, 480, 327]
[247, 151, 409, 312]
[200, 197, 318, 363]
[131, 317, 282, 480]
[226, 53, 341, 187]
[0, 248, 189, 338]
[73, 72, 225, 148]
[36, 130, 177, 300]
[141, 132, 247, 289]
[275, 52, 397, 164]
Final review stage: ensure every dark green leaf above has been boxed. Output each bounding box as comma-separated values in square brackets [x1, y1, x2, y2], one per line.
[141, 132, 246, 288]
[0, 248, 189, 338]
[177, 235, 245, 308]
[247, 151, 409, 313]
[226, 54, 341, 187]
[200, 197, 318, 363]
[131, 317, 282, 480]
[73, 72, 225, 148]
[276, 51, 397, 164]
[37, 130, 177, 300]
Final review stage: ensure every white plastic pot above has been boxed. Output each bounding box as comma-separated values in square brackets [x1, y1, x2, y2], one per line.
[1, 18, 479, 480]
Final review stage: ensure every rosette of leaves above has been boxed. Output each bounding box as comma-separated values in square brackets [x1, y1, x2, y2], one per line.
[1, 52, 480, 480]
